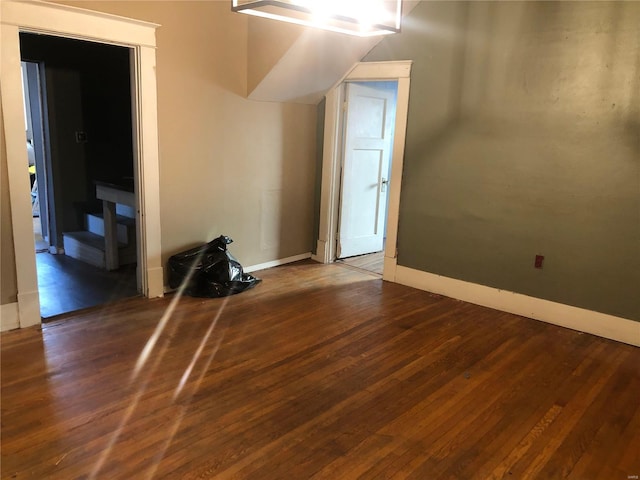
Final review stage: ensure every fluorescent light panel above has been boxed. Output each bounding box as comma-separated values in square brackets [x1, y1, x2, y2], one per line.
[232, 0, 402, 37]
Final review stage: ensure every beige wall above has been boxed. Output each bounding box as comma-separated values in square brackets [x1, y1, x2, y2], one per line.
[83, 1, 317, 265]
[1, 100, 19, 305]
[247, 16, 304, 96]
[366, 1, 640, 320]
[0, 0, 317, 301]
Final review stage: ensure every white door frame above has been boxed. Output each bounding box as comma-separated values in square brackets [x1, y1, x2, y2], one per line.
[312, 61, 411, 281]
[1, 0, 164, 329]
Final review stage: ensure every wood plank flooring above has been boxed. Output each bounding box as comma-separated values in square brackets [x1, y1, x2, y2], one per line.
[36, 252, 138, 319]
[1, 260, 638, 479]
[338, 252, 384, 275]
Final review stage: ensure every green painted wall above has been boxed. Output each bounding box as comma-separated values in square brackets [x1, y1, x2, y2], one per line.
[365, 1, 640, 320]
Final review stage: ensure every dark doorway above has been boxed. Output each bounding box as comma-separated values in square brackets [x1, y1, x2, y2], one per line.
[20, 33, 140, 319]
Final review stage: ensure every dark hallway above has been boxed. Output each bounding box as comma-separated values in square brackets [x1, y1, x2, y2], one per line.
[21, 33, 139, 319]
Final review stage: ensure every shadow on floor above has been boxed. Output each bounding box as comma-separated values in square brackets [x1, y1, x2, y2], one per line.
[36, 252, 139, 319]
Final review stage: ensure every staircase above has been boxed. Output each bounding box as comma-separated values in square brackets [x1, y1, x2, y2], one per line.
[63, 204, 136, 270]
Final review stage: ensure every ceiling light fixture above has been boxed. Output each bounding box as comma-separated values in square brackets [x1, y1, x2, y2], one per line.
[231, 0, 402, 37]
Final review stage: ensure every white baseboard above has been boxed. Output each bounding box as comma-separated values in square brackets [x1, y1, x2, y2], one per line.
[245, 252, 312, 273]
[146, 266, 164, 298]
[17, 290, 41, 328]
[1, 302, 20, 332]
[382, 255, 397, 282]
[312, 240, 329, 264]
[394, 265, 640, 347]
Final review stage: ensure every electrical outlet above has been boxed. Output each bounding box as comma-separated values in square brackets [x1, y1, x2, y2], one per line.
[535, 255, 544, 269]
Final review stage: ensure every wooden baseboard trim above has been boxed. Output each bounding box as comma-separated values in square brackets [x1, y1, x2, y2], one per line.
[394, 265, 640, 347]
[245, 253, 312, 273]
[1, 302, 20, 332]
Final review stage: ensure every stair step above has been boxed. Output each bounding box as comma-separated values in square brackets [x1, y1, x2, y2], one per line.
[63, 231, 136, 269]
[85, 213, 135, 244]
[116, 203, 136, 219]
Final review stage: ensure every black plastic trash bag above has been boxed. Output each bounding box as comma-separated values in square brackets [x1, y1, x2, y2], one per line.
[167, 235, 261, 297]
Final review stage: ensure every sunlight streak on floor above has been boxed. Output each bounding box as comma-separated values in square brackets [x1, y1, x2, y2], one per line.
[173, 295, 230, 401]
[130, 253, 203, 384]
[91, 256, 206, 478]
[88, 346, 166, 480]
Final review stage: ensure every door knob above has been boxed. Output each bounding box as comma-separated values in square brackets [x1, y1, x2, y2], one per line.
[381, 178, 388, 192]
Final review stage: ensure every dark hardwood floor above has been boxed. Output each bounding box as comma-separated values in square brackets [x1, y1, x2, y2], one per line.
[36, 252, 138, 319]
[1, 260, 638, 479]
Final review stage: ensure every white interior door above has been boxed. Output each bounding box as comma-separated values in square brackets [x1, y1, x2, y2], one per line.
[338, 82, 396, 259]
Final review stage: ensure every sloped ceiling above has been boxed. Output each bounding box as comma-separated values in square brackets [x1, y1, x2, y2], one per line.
[246, 1, 420, 104]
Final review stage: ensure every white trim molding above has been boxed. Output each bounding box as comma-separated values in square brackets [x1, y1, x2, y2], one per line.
[244, 253, 312, 273]
[1, 0, 158, 47]
[146, 266, 165, 298]
[1, 303, 20, 332]
[394, 265, 640, 347]
[164, 253, 312, 293]
[16, 290, 40, 328]
[1, 0, 163, 328]
[315, 60, 412, 275]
